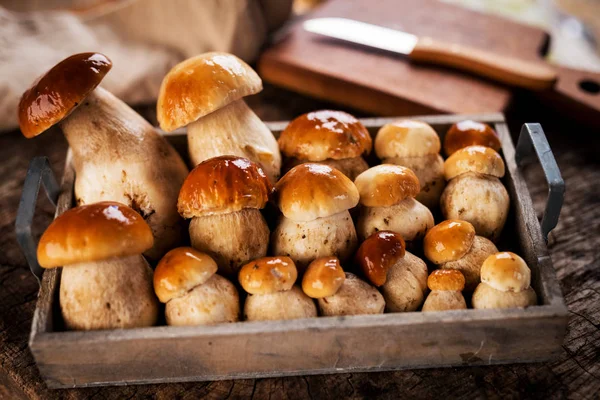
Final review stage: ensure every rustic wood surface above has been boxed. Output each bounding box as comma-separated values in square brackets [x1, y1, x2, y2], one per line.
[0, 84, 599, 399]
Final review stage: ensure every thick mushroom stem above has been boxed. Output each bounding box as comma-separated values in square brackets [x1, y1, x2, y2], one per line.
[380, 252, 428, 312]
[472, 283, 537, 309]
[440, 236, 498, 292]
[59, 86, 189, 260]
[189, 209, 269, 277]
[60, 255, 158, 330]
[187, 99, 281, 183]
[317, 273, 385, 316]
[422, 291, 467, 312]
[244, 286, 317, 321]
[283, 156, 369, 181]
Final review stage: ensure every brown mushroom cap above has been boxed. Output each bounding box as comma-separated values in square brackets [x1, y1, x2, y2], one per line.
[444, 120, 501, 156]
[355, 231, 406, 286]
[18, 52, 112, 138]
[153, 247, 218, 303]
[427, 269, 466, 291]
[274, 163, 359, 221]
[302, 257, 346, 298]
[480, 252, 531, 292]
[424, 220, 476, 265]
[239, 256, 298, 295]
[444, 145, 505, 180]
[354, 164, 421, 207]
[278, 110, 372, 161]
[375, 120, 440, 159]
[157, 52, 262, 132]
[178, 156, 272, 218]
[37, 202, 153, 268]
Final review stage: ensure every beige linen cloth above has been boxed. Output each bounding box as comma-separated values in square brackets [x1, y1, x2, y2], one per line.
[0, 0, 292, 132]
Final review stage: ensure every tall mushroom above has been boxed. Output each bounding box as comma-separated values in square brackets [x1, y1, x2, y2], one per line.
[422, 269, 467, 312]
[278, 110, 372, 180]
[177, 156, 272, 278]
[443, 120, 501, 157]
[157, 52, 281, 182]
[18, 52, 189, 260]
[37, 202, 158, 330]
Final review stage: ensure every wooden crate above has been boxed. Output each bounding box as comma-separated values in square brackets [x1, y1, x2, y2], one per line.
[26, 113, 568, 389]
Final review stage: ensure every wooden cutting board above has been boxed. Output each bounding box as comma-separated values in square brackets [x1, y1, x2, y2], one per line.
[259, 0, 600, 119]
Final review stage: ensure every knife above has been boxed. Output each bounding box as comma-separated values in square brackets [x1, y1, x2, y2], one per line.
[303, 17, 558, 91]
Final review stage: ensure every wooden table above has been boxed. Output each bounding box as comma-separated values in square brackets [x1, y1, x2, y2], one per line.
[0, 85, 598, 399]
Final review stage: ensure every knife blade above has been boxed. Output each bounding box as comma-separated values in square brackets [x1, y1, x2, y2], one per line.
[303, 17, 558, 90]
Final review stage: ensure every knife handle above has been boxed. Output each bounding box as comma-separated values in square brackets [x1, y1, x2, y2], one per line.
[410, 37, 558, 90]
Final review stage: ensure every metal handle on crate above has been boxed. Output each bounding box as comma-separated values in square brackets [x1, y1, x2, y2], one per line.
[15, 157, 60, 285]
[515, 123, 565, 242]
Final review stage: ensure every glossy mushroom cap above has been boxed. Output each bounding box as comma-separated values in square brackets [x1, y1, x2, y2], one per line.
[278, 110, 372, 161]
[424, 220, 476, 265]
[302, 257, 346, 298]
[274, 163, 359, 221]
[37, 202, 153, 268]
[444, 145, 505, 180]
[355, 231, 406, 286]
[157, 52, 262, 132]
[178, 156, 272, 218]
[480, 252, 531, 292]
[238, 256, 298, 295]
[444, 120, 501, 156]
[375, 120, 440, 159]
[153, 247, 218, 303]
[427, 269, 465, 291]
[18, 52, 112, 138]
[354, 165, 420, 207]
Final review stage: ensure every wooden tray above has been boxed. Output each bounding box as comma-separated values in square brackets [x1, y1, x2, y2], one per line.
[17, 113, 568, 389]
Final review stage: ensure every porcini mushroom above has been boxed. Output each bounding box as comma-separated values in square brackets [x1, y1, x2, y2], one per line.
[440, 146, 509, 241]
[157, 52, 281, 182]
[178, 156, 272, 278]
[354, 165, 434, 245]
[302, 257, 384, 316]
[423, 220, 498, 292]
[278, 110, 372, 180]
[444, 120, 501, 156]
[422, 269, 467, 312]
[154, 247, 239, 326]
[239, 256, 317, 321]
[271, 163, 359, 272]
[374, 120, 445, 208]
[472, 252, 537, 309]
[18, 52, 189, 260]
[37, 202, 158, 330]
[355, 231, 428, 312]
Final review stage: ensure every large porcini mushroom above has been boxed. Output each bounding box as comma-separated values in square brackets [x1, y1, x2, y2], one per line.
[154, 247, 239, 326]
[422, 269, 467, 312]
[374, 120, 445, 208]
[37, 202, 158, 330]
[444, 120, 501, 157]
[271, 163, 359, 272]
[239, 256, 317, 321]
[302, 257, 384, 316]
[423, 220, 498, 291]
[441, 145, 509, 241]
[354, 165, 434, 245]
[278, 110, 372, 180]
[472, 252, 537, 309]
[177, 156, 272, 278]
[157, 52, 281, 182]
[355, 231, 428, 312]
[18, 52, 189, 260]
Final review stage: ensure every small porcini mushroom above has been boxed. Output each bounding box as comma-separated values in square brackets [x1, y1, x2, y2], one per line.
[444, 120, 501, 156]
[178, 156, 272, 277]
[422, 269, 467, 312]
[271, 163, 359, 272]
[154, 247, 239, 326]
[239, 257, 317, 321]
[374, 120, 445, 208]
[472, 252, 537, 309]
[278, 110, 372, 180]
[440, 146, 509, 241]
[37, 202, 158, 330]
[157, 52, 281, 182]
[301, 257, 346, 299]
[355, 231, 428, 312]
[354, 165, 434, 245]
[423, 220, 498, 291]
[19, 53, 189, 260]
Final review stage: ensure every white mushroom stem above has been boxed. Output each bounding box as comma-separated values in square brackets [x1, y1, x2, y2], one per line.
[244, 286, 317, 321]
[472, 283, 537, 309]
[422, 291, 467, 312]
[381, 251, 428, 312]
[187, 99, 281, 183]
[440, 236, 498, 292]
